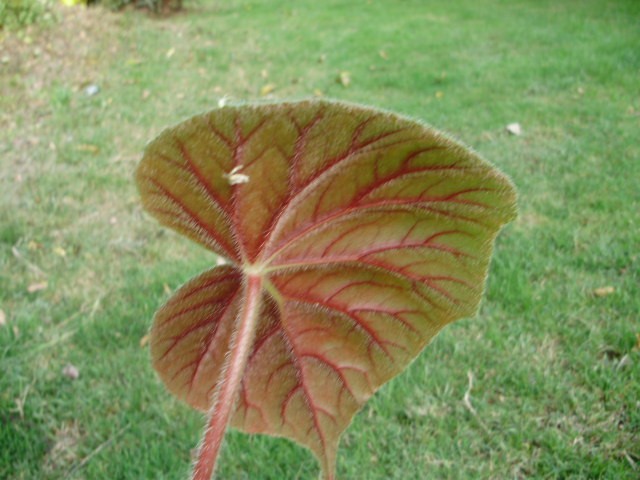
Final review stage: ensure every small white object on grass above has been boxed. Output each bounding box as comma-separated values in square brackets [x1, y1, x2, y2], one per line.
[506, 123, 522, 135]
[85, 84, 100, 96]
[62, 364, 80, 380]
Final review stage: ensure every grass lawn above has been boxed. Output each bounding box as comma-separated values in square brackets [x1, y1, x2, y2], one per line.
[1, 0, 638, 478]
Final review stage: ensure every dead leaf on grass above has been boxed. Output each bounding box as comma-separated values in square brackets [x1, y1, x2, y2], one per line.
[506, 123, 522, 135]
[140, 334, 150, 348]
[27, 240, 42, 251]
[62, 364, 80, 380]
[594, 286, 615, 297]
[338, 71, 351, 87]
[260, 83, 276, 96]
[0, 309, 6, 326]
[53, 246, 66, 257]
[27, 281, 48, 293]
[379, 50, 388, 60]
[75, 144, 99, 153]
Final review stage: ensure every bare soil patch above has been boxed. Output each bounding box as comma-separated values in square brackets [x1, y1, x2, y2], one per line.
[1, 5, 121, 128]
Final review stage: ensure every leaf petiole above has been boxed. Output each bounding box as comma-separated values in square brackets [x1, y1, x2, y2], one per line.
[191, 275, 264, 480]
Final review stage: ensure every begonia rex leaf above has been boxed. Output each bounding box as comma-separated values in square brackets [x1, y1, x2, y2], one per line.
[136, 100, 516, 479]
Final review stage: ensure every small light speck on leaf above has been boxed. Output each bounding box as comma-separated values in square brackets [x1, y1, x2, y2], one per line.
[53, 246, 66, 257]
[594, 286, 615, 297]
[0, 309, 6, 326]
[379, 50, 388, 60]
[62, 364, 80, 380]
[216, 257, 229, 266]
[506, 123, 522, 135]
[166, 48, 176, 59]
[224, 166, 250, 185]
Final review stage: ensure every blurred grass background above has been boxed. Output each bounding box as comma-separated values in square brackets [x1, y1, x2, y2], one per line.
[1, 0, 638, 478]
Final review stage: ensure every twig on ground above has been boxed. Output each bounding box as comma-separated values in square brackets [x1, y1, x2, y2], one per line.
[66, 423, 131, 478]
[462, 370, 500, 445]
[12, 246, 47, 277]
[463, 370, 479, 416]
[13, 382, 33, 421]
